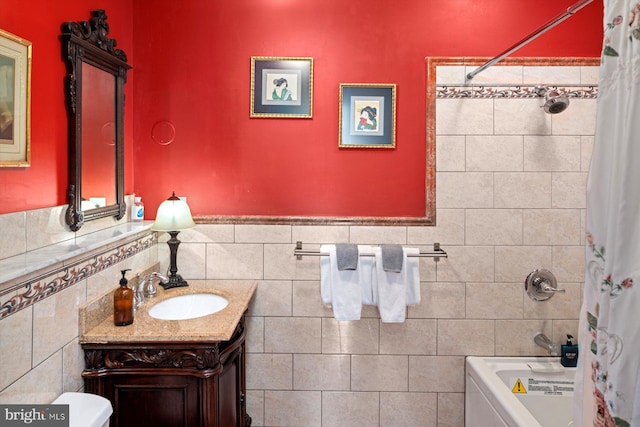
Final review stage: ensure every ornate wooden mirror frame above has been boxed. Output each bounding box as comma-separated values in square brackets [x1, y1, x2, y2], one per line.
[62, 9, 130, 231]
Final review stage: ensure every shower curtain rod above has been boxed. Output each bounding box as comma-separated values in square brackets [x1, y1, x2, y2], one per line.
[466, 0, 595, 80]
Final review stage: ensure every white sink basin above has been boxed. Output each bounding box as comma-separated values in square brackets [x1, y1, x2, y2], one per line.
[149, 293, 229, 320]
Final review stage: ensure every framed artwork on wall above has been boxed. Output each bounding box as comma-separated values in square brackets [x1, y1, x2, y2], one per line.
[339, 83, 396, 148]
[0, 29, 31, 167]
[250, 56, 314, 118]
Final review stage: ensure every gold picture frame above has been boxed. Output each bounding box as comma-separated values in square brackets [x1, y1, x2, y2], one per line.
[250, 56, 313, 118]
[339, 83, 396, 148]
[0, 29, 31, 167]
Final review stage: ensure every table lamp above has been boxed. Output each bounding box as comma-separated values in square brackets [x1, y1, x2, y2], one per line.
[151, 192, 196, 289]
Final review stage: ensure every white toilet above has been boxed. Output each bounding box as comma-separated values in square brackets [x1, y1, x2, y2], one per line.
[52, 392, 112, 427]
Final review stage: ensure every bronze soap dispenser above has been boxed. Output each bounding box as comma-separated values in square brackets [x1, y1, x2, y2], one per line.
[114, 269, 134, 326]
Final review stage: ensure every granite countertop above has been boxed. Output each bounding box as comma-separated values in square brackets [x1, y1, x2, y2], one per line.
[80, 280, 257, 344]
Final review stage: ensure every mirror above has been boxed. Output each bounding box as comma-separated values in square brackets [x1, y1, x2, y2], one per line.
[61, 10, 130, 231]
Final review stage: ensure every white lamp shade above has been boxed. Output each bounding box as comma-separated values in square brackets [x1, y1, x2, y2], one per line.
[151, 196, 196, 231]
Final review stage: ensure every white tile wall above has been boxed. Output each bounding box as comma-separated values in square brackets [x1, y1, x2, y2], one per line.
[380, 392, 437, 427]
[0, 307, 32, 390]
[0, 198, 158, 404]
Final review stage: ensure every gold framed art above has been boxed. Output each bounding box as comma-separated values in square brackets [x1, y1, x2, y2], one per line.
[250, 56, 313, 118]
[339, 83, 396, 148]
[0, 28, 31, 167]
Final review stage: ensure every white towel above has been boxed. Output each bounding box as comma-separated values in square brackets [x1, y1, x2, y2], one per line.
[320, 244, 333, 305]
[374, 247, 421, 322]
[357, 245, 376, 306]
[320, 244, 362, 320]
[405, 248, 421, 305]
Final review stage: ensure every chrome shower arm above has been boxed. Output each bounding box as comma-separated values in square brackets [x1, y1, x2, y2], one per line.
[466, 0, 595, 80]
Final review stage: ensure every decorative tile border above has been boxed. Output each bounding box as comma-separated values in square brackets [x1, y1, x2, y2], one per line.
[436, 85, 598, 99]
[0, 233, 157, 319]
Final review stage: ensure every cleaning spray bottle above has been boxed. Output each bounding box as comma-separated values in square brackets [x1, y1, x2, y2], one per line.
[114, 269, 134, 326]
[560, 334, 578, 367]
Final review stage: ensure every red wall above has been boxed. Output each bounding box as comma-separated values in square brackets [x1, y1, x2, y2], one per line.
[132, 0, 604, 219]
[0, 0, 133, 214]
[0, 1, 602, 217]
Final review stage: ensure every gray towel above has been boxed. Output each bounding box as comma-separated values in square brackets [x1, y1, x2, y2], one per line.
[336, 244, 359, 270]
[381, 244, 403, 272]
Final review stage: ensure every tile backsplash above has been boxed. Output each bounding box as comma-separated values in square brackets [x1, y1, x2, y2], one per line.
[0, 196, 158, 404]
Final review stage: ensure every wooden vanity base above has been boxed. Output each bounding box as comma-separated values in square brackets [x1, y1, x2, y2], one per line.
[82, 316, 251, 427]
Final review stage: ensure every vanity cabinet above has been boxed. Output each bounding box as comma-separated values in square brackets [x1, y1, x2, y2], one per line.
[82, 316, 251, 427]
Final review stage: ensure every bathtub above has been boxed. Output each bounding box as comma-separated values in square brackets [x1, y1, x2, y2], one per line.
[465, 356, 576, 427]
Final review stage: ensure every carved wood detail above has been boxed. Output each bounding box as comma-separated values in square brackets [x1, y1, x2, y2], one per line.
[61, 10, 127, 62]
[85, 347, 222, 371]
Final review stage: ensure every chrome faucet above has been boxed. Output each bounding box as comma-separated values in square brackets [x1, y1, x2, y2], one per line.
[534, 332, 557, 356]
[134, 272, 169, 309]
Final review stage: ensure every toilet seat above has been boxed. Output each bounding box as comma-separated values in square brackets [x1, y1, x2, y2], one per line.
[52, 392, 112, 427]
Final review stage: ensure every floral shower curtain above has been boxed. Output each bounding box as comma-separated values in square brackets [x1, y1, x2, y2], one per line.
[574, 2, 640, 426]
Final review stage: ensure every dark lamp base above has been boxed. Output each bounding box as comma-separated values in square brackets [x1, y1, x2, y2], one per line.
[161, 273, 189, 290]
[161, 230, 189, 290]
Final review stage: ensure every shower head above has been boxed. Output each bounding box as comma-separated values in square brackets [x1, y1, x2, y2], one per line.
[535, 86, 570, 114]
[543, 90, 570, 114]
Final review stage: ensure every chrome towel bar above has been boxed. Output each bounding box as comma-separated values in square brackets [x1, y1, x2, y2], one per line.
[293, 241, 447, 261]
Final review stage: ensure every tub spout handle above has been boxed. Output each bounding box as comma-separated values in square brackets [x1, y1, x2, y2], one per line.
[536, 279, 566, 294]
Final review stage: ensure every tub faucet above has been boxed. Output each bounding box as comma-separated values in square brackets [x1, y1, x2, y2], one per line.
[135, 272, 169, 309]
[534, 333, 556, 356]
